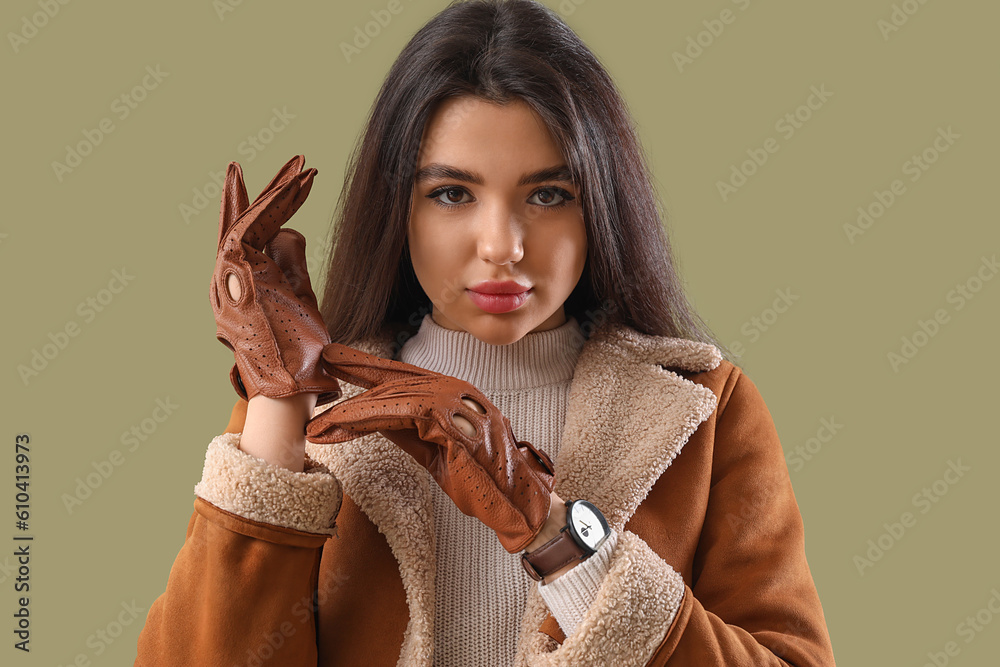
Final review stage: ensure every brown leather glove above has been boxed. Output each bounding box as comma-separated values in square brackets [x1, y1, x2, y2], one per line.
[305, 343, 556, 553]
[210, 155, 341, 406]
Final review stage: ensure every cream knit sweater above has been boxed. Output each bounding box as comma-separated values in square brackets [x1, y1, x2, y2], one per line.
[398, 313, 618, 667]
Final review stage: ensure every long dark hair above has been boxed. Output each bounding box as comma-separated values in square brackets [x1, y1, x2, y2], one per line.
[318, 0, 735, 363]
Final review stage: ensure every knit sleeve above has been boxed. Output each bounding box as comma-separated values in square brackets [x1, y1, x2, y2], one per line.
[537, 528, 619, 635]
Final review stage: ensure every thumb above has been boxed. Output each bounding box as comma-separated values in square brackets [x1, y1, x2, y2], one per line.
[265, 228, 318, 308]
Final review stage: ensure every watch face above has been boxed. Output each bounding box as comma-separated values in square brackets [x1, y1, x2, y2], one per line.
[567, 500, 609, 551]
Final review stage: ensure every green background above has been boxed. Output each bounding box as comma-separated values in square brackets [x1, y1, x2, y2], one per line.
[3, 0, 998, 664]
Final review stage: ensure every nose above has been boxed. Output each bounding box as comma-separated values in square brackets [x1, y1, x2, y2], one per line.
[475, 205, 524, 266]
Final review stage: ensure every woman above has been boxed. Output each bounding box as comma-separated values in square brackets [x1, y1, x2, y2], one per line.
[136, 1, 836, 665]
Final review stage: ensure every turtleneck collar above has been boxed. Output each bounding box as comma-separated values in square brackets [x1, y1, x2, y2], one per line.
[398, 314, 585, 391]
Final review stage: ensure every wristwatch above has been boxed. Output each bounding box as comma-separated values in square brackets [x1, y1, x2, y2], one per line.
[520, 499, 610, 582]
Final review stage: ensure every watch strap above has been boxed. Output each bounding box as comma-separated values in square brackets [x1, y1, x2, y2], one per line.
[520, 525, 587, 582]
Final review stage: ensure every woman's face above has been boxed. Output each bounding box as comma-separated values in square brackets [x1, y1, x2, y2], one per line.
[407, 96, 588, 346]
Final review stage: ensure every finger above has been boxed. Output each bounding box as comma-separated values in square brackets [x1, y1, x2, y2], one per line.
[349, 387, 476, 444]
[310, 386, 430, 429]
[265, 229, 317, 308]
[246, 155, 305, 209]
[304, 420, 370, 444]
[218, 161, 249, 247]
[306, 408, 445, 471]
[305, 407, 414, 443]
[319, 343, 439, 389]
[286, 168, 316, 218]
[305, 376, 463, 440]
[238, 170, 314, 252]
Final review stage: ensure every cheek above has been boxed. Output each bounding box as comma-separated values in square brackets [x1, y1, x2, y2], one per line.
[572, 226, 588, 271]
[408, 216, 455, 288]
[543, 220, 588, 275]
[569, 215, 588, 271]
[407, 214, 432, 270]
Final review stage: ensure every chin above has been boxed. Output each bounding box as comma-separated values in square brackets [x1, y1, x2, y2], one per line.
[449, 314, 533, 346]
[474, 329, 524, 346]
[459, 322, 516, 346]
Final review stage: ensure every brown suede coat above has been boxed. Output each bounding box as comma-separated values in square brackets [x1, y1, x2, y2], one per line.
[135, 318, 836, 666]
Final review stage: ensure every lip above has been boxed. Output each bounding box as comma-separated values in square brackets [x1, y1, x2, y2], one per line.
[468, 280, 532, 295]
[466, 286, 532, 314]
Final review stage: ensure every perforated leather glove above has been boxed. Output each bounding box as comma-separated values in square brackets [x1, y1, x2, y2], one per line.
[305, 343, 555, 553]
[210, 155, 342, 406]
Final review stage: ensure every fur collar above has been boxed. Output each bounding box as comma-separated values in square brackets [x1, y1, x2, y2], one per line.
[305, 317, 722, 666]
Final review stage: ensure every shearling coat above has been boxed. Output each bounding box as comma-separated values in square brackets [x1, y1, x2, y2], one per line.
[135, 317, 837, 666]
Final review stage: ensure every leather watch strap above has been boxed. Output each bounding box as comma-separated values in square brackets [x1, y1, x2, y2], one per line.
[520, 525, 586, 582]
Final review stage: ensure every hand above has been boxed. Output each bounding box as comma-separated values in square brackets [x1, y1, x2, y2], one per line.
[304, 342, 556, 553]
[210, 155, 341, 406]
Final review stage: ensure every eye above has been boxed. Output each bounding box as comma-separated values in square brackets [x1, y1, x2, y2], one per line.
[425, 185, 577, 209]
[427, 187, 473, 208]
[528, 187, 575, 208]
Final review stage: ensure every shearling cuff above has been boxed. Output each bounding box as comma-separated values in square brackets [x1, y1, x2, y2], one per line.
[193, 432, 342, 537]
[525, 530, 686, 666]
[537, 529, 618, 637]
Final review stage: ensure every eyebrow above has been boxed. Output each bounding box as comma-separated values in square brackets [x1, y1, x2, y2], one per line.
[413, 163, 575, 187]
